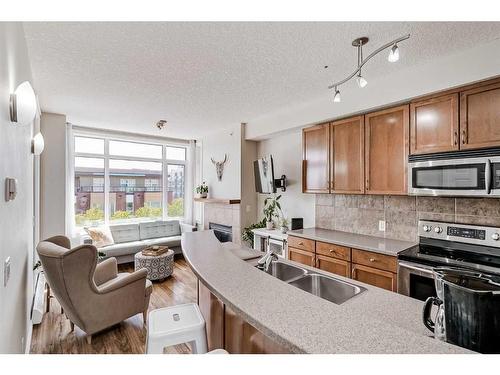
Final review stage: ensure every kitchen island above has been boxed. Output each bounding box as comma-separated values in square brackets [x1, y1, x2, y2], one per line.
[181, 230, 471, 354]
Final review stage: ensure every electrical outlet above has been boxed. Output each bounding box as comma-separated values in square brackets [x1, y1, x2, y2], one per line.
[378, 220, 386, 232]
[4, 257, 11, 287]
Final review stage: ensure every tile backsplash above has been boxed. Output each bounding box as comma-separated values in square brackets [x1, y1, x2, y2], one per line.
[315, 194, 500, 242]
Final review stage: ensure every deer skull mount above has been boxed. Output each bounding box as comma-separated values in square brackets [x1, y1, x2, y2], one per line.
[211, 154, 228, 182]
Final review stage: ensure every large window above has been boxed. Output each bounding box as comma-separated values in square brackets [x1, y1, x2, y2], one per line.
[73, 135, 187, 227]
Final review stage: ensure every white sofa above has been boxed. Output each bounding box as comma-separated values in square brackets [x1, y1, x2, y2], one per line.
[94, 220, 196, 264]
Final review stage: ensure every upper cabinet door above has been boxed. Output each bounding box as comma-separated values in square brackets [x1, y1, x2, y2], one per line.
[330, 116, 364, 194]
[460, 81, 500, 150]
[302, 123, 330, 193]
[410, 93, 459, 155]
[365, 105, 409, 195]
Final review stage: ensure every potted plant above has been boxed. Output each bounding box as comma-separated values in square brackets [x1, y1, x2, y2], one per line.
[263, 194, 281, 230]
[195, 182, 209, 198]
[279, 216, 289, 234]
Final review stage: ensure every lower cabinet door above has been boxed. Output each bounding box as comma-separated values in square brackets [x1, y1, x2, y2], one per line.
[316, 254, 351, 278]
[351, 264, 397, 292]
[224, 305, 289, 354]
[288, 246, 315, 267]
[198, 280, 224, 351]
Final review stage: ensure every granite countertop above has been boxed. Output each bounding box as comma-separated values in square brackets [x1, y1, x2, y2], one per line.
[181, 230, 472, 354]
[288, 228, 417, 256]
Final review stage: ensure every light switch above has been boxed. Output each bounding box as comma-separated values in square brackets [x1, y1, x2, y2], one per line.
[4, 257, 11, 287]
[378, 220, 386, 232]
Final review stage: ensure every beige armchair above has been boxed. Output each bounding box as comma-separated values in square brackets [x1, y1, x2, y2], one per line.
[37, 235, 152, 344]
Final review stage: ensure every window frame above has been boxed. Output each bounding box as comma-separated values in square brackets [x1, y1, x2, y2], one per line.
[73, 132, 187, 227]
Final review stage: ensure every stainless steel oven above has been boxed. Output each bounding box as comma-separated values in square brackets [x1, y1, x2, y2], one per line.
[408, 149, 500, 196]
[397, 261, 436, 301]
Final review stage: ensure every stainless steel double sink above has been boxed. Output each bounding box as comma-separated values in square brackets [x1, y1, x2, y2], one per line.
[259, 260, 366, 305]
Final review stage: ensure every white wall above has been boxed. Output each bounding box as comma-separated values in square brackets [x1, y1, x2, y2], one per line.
[256, 130, 315, 227]
[201, 124, 242, 199]
[246, 38, 500, 140]
[0, 22, 34, 353]
[40, 112, 67, 240]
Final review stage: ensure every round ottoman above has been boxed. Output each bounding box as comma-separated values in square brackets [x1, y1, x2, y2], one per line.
[134, 249, 174, 281]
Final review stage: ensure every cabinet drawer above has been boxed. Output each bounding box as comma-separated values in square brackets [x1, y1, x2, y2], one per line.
[315, 241, 351, 261]
[287, 236, 315, 253]
[352, 248, 397, 273]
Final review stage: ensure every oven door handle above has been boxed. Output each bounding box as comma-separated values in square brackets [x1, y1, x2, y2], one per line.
[398, 261, 435, 276]
[485, 159, 492, 194]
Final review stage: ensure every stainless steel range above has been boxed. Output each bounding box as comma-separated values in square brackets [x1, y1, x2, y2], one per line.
[397, 220, 500, 301]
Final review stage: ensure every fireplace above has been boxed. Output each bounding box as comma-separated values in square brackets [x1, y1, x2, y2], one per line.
[209, 222, 233, 243]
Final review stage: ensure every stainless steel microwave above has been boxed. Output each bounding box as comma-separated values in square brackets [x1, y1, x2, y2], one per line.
[408, 149, 500, 197]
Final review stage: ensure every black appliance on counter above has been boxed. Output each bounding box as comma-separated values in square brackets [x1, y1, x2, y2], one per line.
[291, 218, 303, 230]
[398, 220, 500, 353]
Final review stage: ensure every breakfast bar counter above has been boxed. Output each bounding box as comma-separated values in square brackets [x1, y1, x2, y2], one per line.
[181, 230, 472, 354]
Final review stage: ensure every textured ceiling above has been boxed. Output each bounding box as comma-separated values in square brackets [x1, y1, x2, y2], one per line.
[23, 22, 500, 139]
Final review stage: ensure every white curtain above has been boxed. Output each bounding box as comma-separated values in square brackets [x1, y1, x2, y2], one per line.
[184, 140, 196, 224]
[65, 123, 77, 243]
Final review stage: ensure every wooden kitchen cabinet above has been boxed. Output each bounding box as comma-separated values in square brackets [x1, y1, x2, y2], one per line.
[198, 281, 224, 352]
[365, 105, 409, 195]
[410, 93, 459, 155]
[460, 80, 500, 150]
[288, 235, 315, 252]
[316, 254, 351, 278]
[330, 116, 365, 194]
[351, 264, 397, 292]
[288, 246, 315, 267]
[351, 248, 397, 273]
[302, 123, 330, 193]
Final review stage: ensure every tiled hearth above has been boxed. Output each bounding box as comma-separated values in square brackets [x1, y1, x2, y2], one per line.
[316, 194, 500, 242]
[203, 203, 241, 244]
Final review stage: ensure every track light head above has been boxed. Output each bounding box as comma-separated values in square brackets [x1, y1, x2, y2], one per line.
[388, 44, 400, 62]
[333, 88, 341, 103]
[356, 73, 368, 88]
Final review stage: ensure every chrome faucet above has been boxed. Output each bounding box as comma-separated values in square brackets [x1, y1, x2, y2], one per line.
[257, 249, 278, 272]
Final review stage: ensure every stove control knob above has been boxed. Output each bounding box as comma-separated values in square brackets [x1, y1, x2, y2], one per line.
[492, 233, 500, 241]
[423, 225, 431, 232]
[434, 226, 443, 234]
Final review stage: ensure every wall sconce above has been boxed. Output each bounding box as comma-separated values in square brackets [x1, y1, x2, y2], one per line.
[10, 81, 37, 126]
[32, 132, 45, 155]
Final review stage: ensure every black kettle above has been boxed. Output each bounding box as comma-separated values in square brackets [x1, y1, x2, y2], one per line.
[423, 267, 500, 353]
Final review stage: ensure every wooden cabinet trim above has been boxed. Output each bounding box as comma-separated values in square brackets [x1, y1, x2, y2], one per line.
[288, 246, 315, 267]
[330, 116, 365, 194]
[410, 93, 459, 155]
[315, 241, 351, 261]
[364, 104, 409, 195]
[287, 236, 315, 253]
[352, 248, 397, 273]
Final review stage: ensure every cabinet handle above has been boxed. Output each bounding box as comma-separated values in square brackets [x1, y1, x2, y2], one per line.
[329, 249, 334, 253]
[352, 267, 356, 278]
[454, 131, 458, 146]
[461, 129, 467, 144]
[369, 258, 375, 262]
[298, 242, 304, 246]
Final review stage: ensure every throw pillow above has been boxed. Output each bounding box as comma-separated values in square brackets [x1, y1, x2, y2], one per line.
[85, 226, 114, 248]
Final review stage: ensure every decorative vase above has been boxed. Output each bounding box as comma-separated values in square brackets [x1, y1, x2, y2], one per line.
[266, 221, 273, 230]
[196, 193, 208, 199]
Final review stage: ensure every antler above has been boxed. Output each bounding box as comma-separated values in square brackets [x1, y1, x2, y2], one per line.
[223, 154, 228, 163]
[211, 157, 216, 165]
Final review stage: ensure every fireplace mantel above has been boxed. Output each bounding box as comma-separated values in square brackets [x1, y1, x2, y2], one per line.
[194, 198, 241, 205]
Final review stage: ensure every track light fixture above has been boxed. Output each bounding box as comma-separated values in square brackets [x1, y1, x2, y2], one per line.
[327, 34, 410, 102]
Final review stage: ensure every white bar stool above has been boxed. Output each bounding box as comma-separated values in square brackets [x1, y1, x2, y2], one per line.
[146, 303, 208, 354]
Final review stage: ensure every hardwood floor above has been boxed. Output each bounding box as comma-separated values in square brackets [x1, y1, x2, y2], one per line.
[30, 257, 197, 354]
